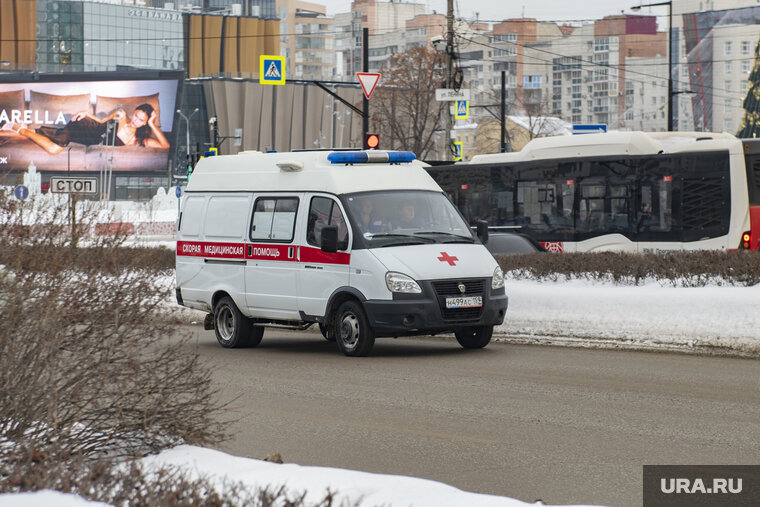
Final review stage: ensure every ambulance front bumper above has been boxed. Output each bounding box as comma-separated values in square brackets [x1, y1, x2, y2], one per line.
[363, 280, 508, 337]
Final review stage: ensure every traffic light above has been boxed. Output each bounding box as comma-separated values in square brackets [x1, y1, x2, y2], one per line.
[365, 133, 379, 150]
[186, 162, 193, 181]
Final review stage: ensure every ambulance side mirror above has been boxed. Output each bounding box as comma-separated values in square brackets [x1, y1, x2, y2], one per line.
[476, 220, 489, 244]
[321, 225, 339, 253]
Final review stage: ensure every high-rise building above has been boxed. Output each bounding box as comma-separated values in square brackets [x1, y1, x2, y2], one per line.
[36, 0, 185, 73]
[350, 0, 425, 35]
[276, 0, 334, 80]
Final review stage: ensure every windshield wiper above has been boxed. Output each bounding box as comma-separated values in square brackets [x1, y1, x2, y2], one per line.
[414, 231, 475, 242]
[366, 233, 435, 245]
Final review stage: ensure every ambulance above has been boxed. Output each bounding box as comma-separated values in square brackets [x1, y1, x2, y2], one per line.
[175, 150, 508, 356]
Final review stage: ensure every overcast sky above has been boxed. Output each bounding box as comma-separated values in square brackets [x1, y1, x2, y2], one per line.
[322, 0, 662, 22]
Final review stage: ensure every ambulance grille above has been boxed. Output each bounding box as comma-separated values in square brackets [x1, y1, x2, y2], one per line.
[431, 279, 485, 322]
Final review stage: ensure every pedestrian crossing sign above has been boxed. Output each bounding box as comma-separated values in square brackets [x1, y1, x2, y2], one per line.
[454, 100, 469, 120]
[260, 55, 286, 85]
[452, 141, 463, 161]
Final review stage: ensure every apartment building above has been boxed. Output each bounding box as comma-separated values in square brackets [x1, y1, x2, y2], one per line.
[276, 0, 334, 80]
[350, 0, 425, 35]
[492, 18, 563, 110]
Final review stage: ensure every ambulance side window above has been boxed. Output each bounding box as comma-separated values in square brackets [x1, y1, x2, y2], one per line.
[204, 196, 250, 240]
[307, 197, 348, 250]
[250, 197, 298, 242]
[180, 196, 205, 236]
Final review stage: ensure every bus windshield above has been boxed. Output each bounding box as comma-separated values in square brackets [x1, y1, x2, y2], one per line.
[343, 191, 474, 245]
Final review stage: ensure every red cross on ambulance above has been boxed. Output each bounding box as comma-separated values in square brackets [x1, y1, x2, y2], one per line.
[437, 251, 459, 266]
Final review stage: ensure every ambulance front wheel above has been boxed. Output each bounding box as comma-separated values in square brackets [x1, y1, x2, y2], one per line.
[214, 296, 263, 348]
[334, 300, 375, 357]
[455, 325, 493, 349]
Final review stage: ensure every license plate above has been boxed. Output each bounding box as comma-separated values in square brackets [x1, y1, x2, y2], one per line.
[445, 296, 482, 309]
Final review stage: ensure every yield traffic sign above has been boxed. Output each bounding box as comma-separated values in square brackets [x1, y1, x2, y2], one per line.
[260, 55, 286, 85]
[356, 72, 381, 99]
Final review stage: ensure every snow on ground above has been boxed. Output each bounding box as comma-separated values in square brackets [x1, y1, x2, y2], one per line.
[143, 446, 559, 507]
[0, 491, 109, 507]
[495, 278, 760, 356]
[0, 446, 582, 507]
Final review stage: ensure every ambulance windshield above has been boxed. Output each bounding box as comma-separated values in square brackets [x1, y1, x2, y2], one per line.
[344, 191, 474, 244]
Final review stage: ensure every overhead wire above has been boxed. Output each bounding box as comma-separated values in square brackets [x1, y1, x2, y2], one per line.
[454, 32, 751, 104]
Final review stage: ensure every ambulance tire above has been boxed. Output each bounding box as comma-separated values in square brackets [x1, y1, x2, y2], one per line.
[454, 325, 493, 349]
[319, 323, 336, 342]
[334, 300, 375, 357]
[214, 296, 261, 348]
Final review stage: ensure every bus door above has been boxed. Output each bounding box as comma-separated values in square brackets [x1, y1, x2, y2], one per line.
[577, 176, 637, 249]
[635, 175, 674, 252]
[576, 178, 606, 240]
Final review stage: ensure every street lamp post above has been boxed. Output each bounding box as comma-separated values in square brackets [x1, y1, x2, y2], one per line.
[176, 108, 199, 171]
[632, 1, 673, 131]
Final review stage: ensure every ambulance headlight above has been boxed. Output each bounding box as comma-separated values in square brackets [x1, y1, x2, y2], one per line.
[492, 266, 505, 290]
[385, 272, 422, 294]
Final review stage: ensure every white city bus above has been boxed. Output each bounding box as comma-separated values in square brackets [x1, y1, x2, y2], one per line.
[427, 131, 757, 252]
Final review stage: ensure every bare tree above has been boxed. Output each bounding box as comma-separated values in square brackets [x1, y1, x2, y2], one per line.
[474, 87, 563, 153]
[370, 47, 448, 159]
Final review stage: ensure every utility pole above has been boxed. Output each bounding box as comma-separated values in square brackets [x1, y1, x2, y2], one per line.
[446, 0, 454, 159]
[446, 0, 454, 89]
[362, 27, 370, 149]
[500, 70, 506, 153]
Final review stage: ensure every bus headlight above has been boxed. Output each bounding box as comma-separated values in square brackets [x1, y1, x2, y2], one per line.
[492, 266, 505, 290]
[385, 272, 422, 294]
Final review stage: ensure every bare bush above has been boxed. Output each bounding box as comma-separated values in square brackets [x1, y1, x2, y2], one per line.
[497, 250, 760, 287]
[0, 442, 346, 506]
[0, 193, 226, 459]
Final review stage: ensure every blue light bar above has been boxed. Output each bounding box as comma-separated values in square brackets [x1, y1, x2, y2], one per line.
[387, 151, 416, 163]
[327, 151, 416, 164]
[328, 152, 369, 164]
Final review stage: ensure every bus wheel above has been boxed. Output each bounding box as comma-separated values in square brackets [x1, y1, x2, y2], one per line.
[214, 296, 261, 348]
[319, 322, 336, 341]
[334, 301, 375, 356]
[455, 325, 493, 349]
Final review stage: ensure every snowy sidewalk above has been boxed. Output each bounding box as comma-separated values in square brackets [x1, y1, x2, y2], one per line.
[495, 279, 760, 356]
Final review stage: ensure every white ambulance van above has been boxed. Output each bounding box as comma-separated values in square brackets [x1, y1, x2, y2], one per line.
[175, 150, 508, 356]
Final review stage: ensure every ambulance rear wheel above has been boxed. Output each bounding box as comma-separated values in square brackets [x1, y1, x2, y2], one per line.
[455, 325, 493, 349]
[319, 323, 336, 342]
[334, 301, 375, 357]
[214, 296, 262, 348]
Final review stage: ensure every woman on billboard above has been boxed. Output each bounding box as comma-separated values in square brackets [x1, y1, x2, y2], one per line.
[0, 104, 169, 155]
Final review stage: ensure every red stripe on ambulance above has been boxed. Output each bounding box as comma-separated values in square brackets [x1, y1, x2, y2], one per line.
[177, 241, 350, 265]
[246, 244, 290, 260]
[177, 241, 245, 259]
[299, 246, 351, 265]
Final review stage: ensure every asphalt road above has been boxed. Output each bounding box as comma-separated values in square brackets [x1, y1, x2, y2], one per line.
[179, 325, 760, 507]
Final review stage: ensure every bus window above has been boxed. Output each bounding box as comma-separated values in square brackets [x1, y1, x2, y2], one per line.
[638, 174, 674, 243]
[517, 180, 568, 228]
[578, 182, 605, 232]
[561, 181, 575, 226]
[609, 185, 632, 232]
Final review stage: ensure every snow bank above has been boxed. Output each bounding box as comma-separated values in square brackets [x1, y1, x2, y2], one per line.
[496, 279, 760, 355]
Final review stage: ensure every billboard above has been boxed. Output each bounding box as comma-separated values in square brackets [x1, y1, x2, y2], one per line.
[0, 71, 182, 174]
